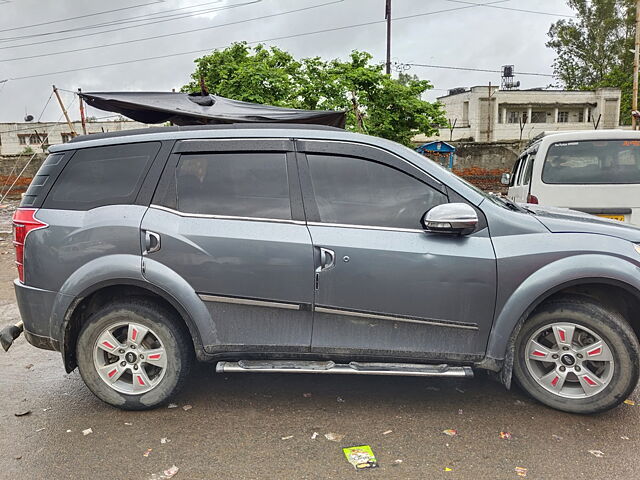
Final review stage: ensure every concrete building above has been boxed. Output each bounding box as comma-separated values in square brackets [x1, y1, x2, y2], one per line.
[0, 120, 148, 155]
[420, 86, 622, 143]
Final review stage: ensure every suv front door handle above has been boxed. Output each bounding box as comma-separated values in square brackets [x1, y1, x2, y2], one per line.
[143, 231, 161, 255]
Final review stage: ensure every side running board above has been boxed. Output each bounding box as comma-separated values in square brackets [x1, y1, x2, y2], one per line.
[216, 360, 473, 378]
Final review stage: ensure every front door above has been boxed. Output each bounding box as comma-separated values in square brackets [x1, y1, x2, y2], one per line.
[297, 140, 497, 361]
[141, 139, 315, 353]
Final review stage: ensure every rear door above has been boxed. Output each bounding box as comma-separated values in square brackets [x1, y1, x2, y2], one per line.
[140, 139, 315, 353]
[297, 139, 497, 361]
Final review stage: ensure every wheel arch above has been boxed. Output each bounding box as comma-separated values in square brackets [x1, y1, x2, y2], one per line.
[488, 276, 640, 388]
[60, 279, 206, 373]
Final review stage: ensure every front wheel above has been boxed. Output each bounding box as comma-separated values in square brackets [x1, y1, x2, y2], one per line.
[513, 297, 640, 414]
[76, 299, 193, 410]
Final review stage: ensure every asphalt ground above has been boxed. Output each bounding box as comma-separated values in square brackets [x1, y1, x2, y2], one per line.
[0, 235, 639, 480]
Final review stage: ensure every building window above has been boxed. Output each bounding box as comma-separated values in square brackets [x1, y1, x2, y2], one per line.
[507, 111, 520, 124]
[17, 133, 47, 145]
[462, 101, 469, 125]
[531, 111, 547, 123]
[558, 111, 569, 123]
[578, 111, 584, 122]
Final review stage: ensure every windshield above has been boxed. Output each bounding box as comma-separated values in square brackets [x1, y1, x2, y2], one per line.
[543, 139, 640, 184]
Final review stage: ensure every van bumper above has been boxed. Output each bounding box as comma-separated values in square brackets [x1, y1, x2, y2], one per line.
[14, 279, 60, 352]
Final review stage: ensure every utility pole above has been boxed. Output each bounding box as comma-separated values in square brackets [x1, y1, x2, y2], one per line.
[52, 85, 77, 137]
[633, 0, 640, 129]
[385, 0, 391, 74]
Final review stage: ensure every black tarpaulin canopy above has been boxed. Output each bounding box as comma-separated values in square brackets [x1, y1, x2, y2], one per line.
[79, 91, 346, 128]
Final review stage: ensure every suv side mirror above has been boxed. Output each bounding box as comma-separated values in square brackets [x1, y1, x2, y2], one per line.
[501, 173, 511, 185]
[422, 203, 478, 236]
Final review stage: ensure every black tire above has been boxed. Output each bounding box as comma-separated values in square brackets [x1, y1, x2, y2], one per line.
[76, 298, 193, 410]
[513, 296, 640, 414]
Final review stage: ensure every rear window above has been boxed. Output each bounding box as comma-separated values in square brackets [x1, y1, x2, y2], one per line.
[542, 140, 640, 184]
[44, 143, 160, 210]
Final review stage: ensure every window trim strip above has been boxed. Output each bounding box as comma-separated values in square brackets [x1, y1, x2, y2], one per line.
[307, 221, 424, 233]
[150, 204, 306, 225]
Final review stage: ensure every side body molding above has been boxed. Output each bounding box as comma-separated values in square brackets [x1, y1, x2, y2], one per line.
[486, 253, 640, 361]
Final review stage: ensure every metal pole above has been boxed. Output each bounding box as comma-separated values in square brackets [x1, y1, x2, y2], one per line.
[633, 0, 640, 129]
[78, 88, 87, 135]
[487, 82, 492, 142]
[385, 0, 391, 74]
[52, 85, 77, 137]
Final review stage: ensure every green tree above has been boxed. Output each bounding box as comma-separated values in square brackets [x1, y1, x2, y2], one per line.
[183, 43, 445, 145]
[547, 0, 635, 123]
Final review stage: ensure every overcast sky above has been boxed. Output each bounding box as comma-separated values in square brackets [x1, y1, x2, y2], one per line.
[0, 0, 575, 122]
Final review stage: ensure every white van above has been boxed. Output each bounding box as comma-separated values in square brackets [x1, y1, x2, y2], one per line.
[504, 130, 640, 226]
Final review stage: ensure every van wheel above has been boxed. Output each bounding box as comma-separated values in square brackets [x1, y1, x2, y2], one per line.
[76, 299, 192, 410]
[513, 296, 640, 414]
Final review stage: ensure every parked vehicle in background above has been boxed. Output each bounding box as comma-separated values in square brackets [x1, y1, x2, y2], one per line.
[7, 125, 640, 414]
[504, 130, 640, 226]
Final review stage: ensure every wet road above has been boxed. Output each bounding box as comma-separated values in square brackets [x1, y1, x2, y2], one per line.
[0, 250, 639, 479]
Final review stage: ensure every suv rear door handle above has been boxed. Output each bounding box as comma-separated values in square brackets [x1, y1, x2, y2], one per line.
[316, 247, 335, 272]
[143, 231, 161, 255]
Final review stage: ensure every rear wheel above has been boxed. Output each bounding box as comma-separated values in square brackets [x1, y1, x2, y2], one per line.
[76, 299, 192, 410]
[513, 296, 640, 414]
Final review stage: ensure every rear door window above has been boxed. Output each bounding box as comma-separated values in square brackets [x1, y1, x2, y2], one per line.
[523, 154, 535, 185]
[44, 142, 160, 210]
[542, 140, 640, 184]
[175, 153, 291, 220]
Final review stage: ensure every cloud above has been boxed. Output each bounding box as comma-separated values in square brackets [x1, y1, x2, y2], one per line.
[0, 0, 574, 121]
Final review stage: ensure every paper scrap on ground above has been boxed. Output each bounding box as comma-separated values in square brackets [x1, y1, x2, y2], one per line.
[442, 429, 458, 437]
[143, 448, 153, 457]
[588, 450, 604, 458]
[515, 466, 527, 477]
[325, 432, 345, 442]
[182, 405, 192, 411]
[281, 435, 294, 440]
[343, 445, 378, 470]
[167, 403, 178, 409]
[382, 430, 393, 435]
[311, 432, 319, 440]
[499, 431, 512, 440]
[149, 465, 179, 480]
[624, 399, 636, 406]
[82, 428, 93, 436]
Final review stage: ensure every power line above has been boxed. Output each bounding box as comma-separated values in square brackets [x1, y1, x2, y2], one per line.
[0, 0, 255, 44]
[0, 1, 260, 49]
[443, 0, 575, 18]
[408, 63, 554, 77]
[0, 0, 165, 34]
[0, 0, 340, 63]
[6, 0, 510, 81]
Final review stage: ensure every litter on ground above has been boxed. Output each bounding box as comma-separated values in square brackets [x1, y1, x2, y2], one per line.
[442, 429, 458, 437]
[82, 428, 93, 436]
[588, 450, 605, 458]
[515, 466, 528, 477]
[499, 431, 513, 440]
[161, 437, 171, 444]
[182, 405, 192, 411]
[343, 445, 378, 470]
[303, 393, 312, 398]
[311, 432, 319, 440]
[143, 448, 153, 457]
[325, 432, 345, 442]
[149, 465, 179, 480]
[382, 430, 393, 435]
[624, 399, 635, 406]
[14, 410, 31, 417]
[167, 403, 178, 409]
[281, 435, 294, 440]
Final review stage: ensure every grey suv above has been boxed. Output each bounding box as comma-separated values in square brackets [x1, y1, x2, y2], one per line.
[9, 124, 640, 413]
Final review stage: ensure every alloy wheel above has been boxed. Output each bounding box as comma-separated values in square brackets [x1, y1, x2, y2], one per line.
[524, 322, 614, 399]
[93, 322, 168, 395]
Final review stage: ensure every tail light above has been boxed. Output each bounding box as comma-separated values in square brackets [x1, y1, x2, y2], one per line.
[527, 194, 539, 204]
[12, 208, 47, 283]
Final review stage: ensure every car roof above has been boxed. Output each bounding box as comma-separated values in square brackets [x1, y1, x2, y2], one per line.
[51, 123, 345, 151]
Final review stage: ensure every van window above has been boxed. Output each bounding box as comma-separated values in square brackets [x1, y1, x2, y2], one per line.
[516, 155, 529, 185]
[176, 153, 291, 220]
[542, 140, 640, 184]
[523, 154, 535, 185]
[509, 157, 522, 187]
[307, 154, 447, 229]
[44, 142, 160, 210]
